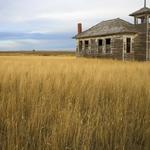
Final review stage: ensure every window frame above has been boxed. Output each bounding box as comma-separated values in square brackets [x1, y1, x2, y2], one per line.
[78, 40, 83, 52]
[105, 38, 112, 54]
[98, 39, 103, 46]
[126, 38, 131, 53]
[106, 38, 111, 45]
[84, 40, 89, 49]
[123, 36, 133, 54]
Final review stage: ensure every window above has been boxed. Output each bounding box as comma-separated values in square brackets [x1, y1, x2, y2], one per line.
[106, 39, 111, 45]
[79, 41, 83, 52]
[106, 38, 111, 54]
[98, 39, 103, 46]
[126, 38, 131, 53]
[98, 39, 103, 54]
[84, 40, 89, 49]
[141, 17, 145, 23]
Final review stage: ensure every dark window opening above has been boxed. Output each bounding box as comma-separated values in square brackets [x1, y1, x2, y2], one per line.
[106, 39, 111, 54]
[98, 39, 103, 46]
[106, 39, 111, 45]
[98, 39, 103, 54]
[126, 38, 131, 53]
[141, 17, 145, 23]
[85, 40, 89, 49]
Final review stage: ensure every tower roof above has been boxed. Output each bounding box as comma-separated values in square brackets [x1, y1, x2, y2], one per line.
[130, 7, 150, 16]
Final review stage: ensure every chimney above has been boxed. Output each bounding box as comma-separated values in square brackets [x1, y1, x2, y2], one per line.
[78, 23, 82, 34]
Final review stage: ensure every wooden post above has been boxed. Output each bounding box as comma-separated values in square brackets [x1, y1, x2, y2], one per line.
[134, 17, 137, 25]
[103, 39, 106, 54]
[123, 37, 125, 61]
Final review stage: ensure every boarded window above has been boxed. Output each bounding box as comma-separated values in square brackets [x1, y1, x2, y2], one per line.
[126, 38, 131, 53]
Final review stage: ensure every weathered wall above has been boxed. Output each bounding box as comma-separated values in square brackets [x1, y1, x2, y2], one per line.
[134, 24, 146, 61]
[111, 35, 123, 60]
[76, 35, 134, 60]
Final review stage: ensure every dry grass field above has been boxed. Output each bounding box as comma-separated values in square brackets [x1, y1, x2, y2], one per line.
[0, 55, 150, 150]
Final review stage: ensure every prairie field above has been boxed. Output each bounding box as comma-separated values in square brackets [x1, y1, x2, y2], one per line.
[0, 56, 150, 150]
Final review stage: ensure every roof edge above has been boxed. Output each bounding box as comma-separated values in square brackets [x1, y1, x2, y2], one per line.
[129, 7, 150, 16]
[75, 32, 137, 39]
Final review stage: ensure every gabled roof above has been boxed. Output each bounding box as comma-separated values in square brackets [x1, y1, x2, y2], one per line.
[75, 18, 137, 39]
[130, 7, 150, 16]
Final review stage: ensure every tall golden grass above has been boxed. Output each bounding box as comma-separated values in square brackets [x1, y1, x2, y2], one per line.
[0, 56, 150, 150]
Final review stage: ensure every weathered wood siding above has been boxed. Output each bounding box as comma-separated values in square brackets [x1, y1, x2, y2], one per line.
[76, 35, 125, 60]
[76, 30, 148, 61]
[134, 24, 146, 61]
[111, 36, 123, 60]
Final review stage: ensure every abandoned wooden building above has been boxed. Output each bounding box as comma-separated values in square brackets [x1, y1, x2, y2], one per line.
[74, 1, 150, 61]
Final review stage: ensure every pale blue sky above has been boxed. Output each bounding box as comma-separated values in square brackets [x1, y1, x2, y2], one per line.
[0, 0, 149, 51]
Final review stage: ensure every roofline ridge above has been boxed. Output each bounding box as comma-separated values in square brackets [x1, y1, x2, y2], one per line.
[101, 18, 121, 23]
[102, 18, 133, 25]
[75, 17, 135, 39]
[79, 18, 122, 35]
[118, 18, 133, 24]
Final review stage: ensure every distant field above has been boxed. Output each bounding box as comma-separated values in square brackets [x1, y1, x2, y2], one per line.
[0, 56, 150, 150]
[0, 51, 75, 56]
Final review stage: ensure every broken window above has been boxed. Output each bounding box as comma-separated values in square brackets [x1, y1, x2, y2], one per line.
[106, 39, 111, 45]
[98, 39, 103, 46]
[98, 39, 103, 53]
[106, 38, 111, 53]
[85, 40, 89, 49]
[126, 38, 131, 53]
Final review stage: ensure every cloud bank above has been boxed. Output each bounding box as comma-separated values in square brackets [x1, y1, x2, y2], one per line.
[0, 0, 148, 50]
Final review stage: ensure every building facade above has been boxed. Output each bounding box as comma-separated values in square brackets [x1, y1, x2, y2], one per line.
[75, 4, 150, 61]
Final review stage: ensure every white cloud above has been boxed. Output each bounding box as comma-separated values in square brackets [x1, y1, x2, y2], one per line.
[0, 0, 149, 50]
[0, 39, 75, 50]
[0, 40, 20, 49]
[0, 0, 147, 24]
